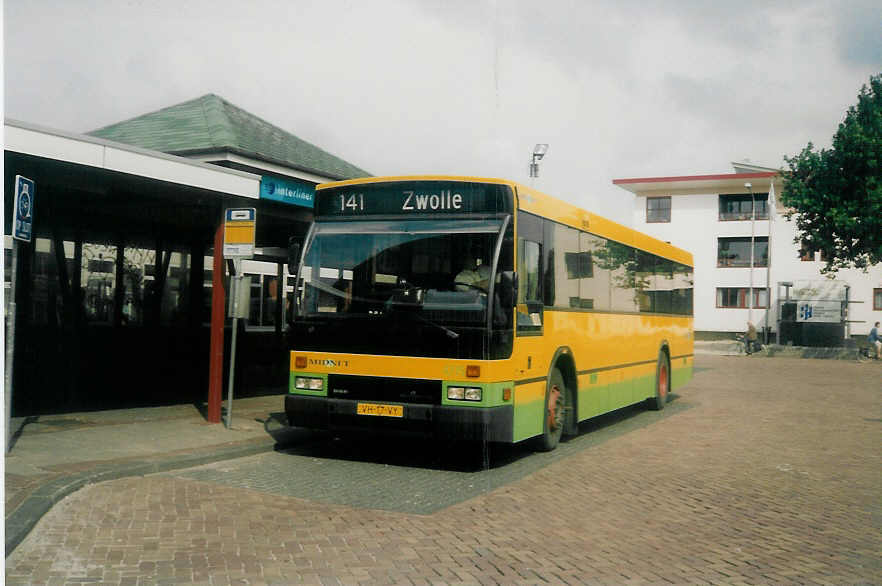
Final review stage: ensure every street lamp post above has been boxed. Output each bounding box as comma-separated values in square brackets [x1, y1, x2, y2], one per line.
[764, 183, 774, 344]
[746, 182, 755, 329]
[529, 144, 548, 180]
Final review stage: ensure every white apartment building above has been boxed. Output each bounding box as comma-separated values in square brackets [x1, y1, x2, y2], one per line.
[614, 162, 882, 341]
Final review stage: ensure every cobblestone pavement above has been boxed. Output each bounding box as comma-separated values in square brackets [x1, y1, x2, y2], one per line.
[6, 356, 881, 585]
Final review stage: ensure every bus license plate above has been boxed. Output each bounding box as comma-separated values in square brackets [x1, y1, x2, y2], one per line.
[356, 403, 404, 418]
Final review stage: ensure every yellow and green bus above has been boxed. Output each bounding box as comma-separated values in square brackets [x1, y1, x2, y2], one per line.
[285, 176, 693, 450]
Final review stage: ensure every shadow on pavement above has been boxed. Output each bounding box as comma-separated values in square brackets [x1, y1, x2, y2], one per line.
[267, 394, 689, 474]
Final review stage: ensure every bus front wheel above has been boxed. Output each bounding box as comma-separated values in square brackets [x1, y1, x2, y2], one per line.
[647, 352, 670, 411]
[536, 368, 568, 452]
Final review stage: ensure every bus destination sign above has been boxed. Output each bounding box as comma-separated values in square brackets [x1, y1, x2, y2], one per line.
[315, 181, 513, 217]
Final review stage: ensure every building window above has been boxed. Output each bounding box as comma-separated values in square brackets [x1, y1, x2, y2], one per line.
[716, 287, 769, 309]
[874, 288, 882, 311]
[564, 251, 593, 279]
[719, 194, 768, 221]
[717, 237, 768, 267]
[646, 197, 671, 223]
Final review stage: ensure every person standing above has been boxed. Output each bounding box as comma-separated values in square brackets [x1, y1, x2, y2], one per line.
[869, 322, 881, 359]
[746, 321, 758, 354]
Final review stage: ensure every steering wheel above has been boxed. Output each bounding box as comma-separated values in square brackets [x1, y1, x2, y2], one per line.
[453, 282, 487, 293]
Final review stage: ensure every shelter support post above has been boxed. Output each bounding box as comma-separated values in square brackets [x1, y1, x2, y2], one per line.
[73, 240, 82, 327]
[188, 241, 204, 327]
[276, 262, 284, 337]
[114, 240, 125, 327]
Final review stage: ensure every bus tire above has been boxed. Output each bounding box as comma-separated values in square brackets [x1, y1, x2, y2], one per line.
[535, 368, 567, 452]
[647, 351, 670, 411]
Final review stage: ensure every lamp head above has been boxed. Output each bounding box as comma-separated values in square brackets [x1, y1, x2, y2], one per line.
[533, 143, 549, 160]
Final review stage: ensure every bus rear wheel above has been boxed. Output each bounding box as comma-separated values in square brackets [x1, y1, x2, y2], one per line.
[536, 368, 567, 451]
[647, 352, 670, 411]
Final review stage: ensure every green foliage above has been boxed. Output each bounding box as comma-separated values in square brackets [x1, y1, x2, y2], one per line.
[781, 74, 882, 272]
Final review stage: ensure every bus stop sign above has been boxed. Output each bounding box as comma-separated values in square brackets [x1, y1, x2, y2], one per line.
[223, 208, 256, 258]
[13, 175, 35, 242]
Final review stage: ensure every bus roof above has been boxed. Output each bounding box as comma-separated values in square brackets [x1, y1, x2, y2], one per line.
[316, 175, 694, 267]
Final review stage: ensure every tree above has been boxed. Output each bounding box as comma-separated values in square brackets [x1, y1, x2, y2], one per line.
[781, 74, 882, 273]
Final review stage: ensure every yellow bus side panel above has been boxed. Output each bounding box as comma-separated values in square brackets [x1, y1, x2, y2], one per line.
[291, 310, 692, 444]
[510, 311, 692, 441]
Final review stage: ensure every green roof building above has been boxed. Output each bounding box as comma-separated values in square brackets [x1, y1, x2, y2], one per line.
[89, 93, 369, 182]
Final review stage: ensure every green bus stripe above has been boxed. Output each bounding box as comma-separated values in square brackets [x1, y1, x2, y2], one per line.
[577, 358, 655, 375]
[514, 352, 693, 386]
[575, 353, 693, 377]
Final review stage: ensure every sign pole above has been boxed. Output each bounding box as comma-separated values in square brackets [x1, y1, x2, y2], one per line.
[225, 261, 242, 429]
[5, 242, 19, 453]
[7, 175, 35, 453]
[221, 208, 255, 429]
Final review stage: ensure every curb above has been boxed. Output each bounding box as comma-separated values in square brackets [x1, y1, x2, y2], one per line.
[695, 344, 876, 360]
[5, 437, 279, 556]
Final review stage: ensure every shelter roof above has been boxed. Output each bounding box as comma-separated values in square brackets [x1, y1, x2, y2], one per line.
[88, 94, 369, 181]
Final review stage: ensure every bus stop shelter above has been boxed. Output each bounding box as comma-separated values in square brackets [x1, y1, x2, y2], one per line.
[4, 120, 310, 417]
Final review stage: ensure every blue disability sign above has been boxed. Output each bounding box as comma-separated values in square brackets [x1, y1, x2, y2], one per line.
[259, 175, 315, 208]
[13, 175, 35, 242]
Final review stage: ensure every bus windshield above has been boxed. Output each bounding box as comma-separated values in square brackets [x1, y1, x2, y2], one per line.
[293, 218, 513, 359]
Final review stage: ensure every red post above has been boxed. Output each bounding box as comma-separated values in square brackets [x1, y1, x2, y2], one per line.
[207, 223, 226, 423]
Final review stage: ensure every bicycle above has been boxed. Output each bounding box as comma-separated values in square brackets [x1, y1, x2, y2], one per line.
[734, 333, 763, 355]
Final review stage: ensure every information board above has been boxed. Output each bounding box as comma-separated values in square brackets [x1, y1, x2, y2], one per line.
[223, 208, 256, 258]
[315, 181, 513, 218]
[796, 300, 841, 323]
[13, 175, 35, 242]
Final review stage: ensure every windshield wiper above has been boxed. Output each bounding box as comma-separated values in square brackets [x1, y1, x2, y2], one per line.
[384, 300, 459, 340]
[416, 313, 459, 340]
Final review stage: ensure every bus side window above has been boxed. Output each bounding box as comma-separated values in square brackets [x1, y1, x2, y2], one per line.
[517, 238, 543, 333]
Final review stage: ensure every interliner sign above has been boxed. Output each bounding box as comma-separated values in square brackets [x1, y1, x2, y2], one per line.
[259, 175, 315, 208]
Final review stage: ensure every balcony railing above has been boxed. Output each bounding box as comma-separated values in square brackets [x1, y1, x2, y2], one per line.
[719, 210, 769, 221]
[717, 256, 769, 268]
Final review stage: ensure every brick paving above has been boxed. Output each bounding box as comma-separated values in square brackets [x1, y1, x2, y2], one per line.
[166, 396, 690, 515]
[6, 355, 881, 584]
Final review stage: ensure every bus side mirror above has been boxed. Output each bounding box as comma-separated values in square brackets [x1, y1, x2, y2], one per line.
[499, 271, 518, 308]
[287, 238, 301, 275]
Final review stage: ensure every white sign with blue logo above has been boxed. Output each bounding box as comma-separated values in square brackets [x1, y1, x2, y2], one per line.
[797, 300, 841, 323]
[259, 176, 315, 208]
[13, 175, 35, 242]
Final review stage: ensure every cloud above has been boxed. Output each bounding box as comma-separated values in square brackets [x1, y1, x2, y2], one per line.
[835, 0, 882, 66]
[3, 0, 880, 225]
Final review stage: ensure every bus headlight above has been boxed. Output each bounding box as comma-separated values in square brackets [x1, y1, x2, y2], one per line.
[295, 376, 324, 391]
[447, 386, 482, 401]
[464, 387, 482, 401]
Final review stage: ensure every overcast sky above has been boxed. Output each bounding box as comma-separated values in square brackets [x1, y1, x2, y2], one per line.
[4, 0, 880, 223]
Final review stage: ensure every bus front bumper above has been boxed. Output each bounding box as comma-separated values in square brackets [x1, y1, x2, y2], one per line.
[285, 395, 513, 443]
